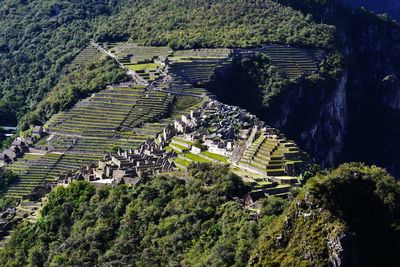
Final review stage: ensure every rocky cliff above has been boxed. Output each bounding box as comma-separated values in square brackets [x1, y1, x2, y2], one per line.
[272, 12, 400, 176]
[212, 5, 400, 177]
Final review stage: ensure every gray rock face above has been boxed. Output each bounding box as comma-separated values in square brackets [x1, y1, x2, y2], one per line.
[265, 10, 400, 177]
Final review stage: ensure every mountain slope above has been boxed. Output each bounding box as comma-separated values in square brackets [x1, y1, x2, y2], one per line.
[250, 163, 400, 266]
[209, 2, 400, 177]
[1, 163, 399, 266]
[0, 0, 122, 124]
[0, 165, 259, 266]
[0, 0, 335, 125]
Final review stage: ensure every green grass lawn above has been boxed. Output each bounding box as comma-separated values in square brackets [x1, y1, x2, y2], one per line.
[184, 153, 210, 163]
[170, 143, 189, 151]
[22, 153, 44, 161]
[256, 181, 274, 187]
[201, 151, 229, 163]
[125, 63, 159, 71]
[174, 157, 192, 167]
[172, 137, 195, 146]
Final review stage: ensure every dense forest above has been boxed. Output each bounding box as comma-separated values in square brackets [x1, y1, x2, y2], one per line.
[0, 164, 288, 266]
[1, 163, 399, 266]
[210, 51, 343, 118]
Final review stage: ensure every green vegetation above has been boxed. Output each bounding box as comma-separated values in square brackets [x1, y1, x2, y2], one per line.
[210, 53, 289, 114]
[172, 137, 195, 146]
[2, 1, 400, 264]
[97, 0, 335, 49]
[126, 63, 159, 71]
[1, 163, 399, 265]
[251, 163, 400, 266]
[169, 143, 189, 152]
[210, 50, 343, 120]
[4, 153, 64, 199]
[0, 128, 15, 149]
[201, 151, 229, 163]
[0, 169, 19, 210]
[184, 152, 211, 163]
[0, 0, 336, 126]
[19, 57, 128, 130]
[172, 95, 202, 115]
[0, 0, 124, 125]
[0, 169, 19, 196]
[0, 164, 258, 266]
[173, 157, 192, 168]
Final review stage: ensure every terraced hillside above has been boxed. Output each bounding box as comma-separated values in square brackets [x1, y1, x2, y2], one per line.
[45, 84, 175, 152]
[262, 44, 325, 80]
[110, 44, 171, 64]
[5, 153, 63, 198]
[2, 44, 319, 201]
[3, 82, 177, 199]
[47, 85, 146, 137]
[5, 151, 106, 199]
[107, 44, 171, 83]
[70, 44, 102, 67]
[239, 132, 307, 182]
[167, 49, 232, 95]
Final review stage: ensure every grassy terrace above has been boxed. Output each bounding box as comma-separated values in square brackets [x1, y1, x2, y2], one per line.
[5, 151, 105, 199]
[121, 91, 174, 129]
[171, 137, 195, 146]
[168, 143, 189, 153]
[126, 63, 160, 71]
[168, 75, 210, 96]
[109, 44, 170, 64]
[165, 48, 232, 96]
[173, 48, 232, 58]
[263, 44, 325, 80]
[50, 153, 102, 175]
[70, 44, 101, 67]
[124, 61, 163, 82]
[173, 157, 192, 169]
[169, 58, 227, 84]
[183, 152, 211, 163]
[4, 80, 180, 199]
[239, 132, 305, 177]
[46, 85, 147, 137]
[5, 153, 63, 199]
[201, 151, 229, 164]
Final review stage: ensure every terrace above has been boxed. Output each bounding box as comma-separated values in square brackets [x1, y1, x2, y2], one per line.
[70, 44, 101, 67]
[5, 153, 63, 199]
[239, 132, 307, 179]
[262, 44, 325, 80]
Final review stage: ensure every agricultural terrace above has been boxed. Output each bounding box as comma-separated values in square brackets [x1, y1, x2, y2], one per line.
[5, 153, 61, 198]
[70, 44, 102, 67]
[262, 44, 325, 80]
[239, 132, 308, 182]
[3, 43, 322, 200]
[109, 44, 170, 64]
[4, 82, 179, 199]
[107, 44, 171, 83]
[168, 49, 232, 94]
